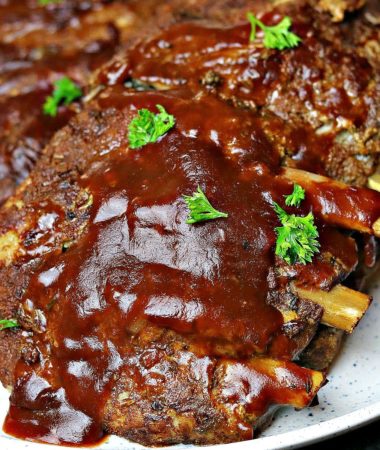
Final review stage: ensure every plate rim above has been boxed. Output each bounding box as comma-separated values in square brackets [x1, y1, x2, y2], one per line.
[211, 402, 380, 450]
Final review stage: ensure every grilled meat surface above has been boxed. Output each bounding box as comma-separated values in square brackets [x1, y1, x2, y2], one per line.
[0, 0, 379, 447]
[0, 80, 377, 447]
[1, 84, 339, 445]
[98, 1, 380, 186]
[0, 0, 379, 207]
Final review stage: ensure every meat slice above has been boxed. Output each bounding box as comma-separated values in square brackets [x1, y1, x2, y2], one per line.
[297, 325, 344, 370]
[0, 91, 76, 205]
[0, 82, 377, 445]
[103, 326, 323, 446]
[337, 0, 380, 71]
[97, 0, 380, 186]
[0, 0, 273, 207]
[1, 0, 378, 202]
[0, 0, 379, 447]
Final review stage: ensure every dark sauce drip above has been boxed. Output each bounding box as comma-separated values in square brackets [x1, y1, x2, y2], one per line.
[3, 89, 361, 445]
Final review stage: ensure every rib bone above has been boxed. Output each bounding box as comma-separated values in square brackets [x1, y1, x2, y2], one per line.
[368, 173, 380, 192]
[294, 284, 371, 333]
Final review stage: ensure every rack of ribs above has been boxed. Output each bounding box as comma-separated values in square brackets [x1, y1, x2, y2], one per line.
[0, 0, 379, 447]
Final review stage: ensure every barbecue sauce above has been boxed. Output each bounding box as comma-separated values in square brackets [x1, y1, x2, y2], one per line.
[2, 5, 375, 445]
[97, 9, 374, 178]
[3, 87, 362, 445]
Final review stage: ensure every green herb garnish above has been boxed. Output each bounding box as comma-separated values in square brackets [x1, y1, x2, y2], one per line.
[247, 13, 301, 50]
[285, 183, 305, 207]
[273, 202, 320, 265]
[38, 0, 63, 5]
[43, 76, 82, 117]
[128, 104, 175, 149]
[184, 186, 228, 224]
[0, 319, 18, 331]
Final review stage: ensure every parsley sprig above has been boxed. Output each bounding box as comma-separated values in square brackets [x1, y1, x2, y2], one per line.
[128, 104, 175, 149]
[0, 319, 18, 331]
[273, 183, 319, 265]
[38, 0, 62, 5]
[247, 13, 301, 50]
[273, 203, 320, 265]
[43, 77, 82, 117]
[184, 186, 228, 224]
[284, 183, 305, 207]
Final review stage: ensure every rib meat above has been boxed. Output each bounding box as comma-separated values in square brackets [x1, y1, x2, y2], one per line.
[97, 0, 380, 186]
[0, 0, 378, 206]
[0, 82, 378, 445]
[0, 0, 379, 447]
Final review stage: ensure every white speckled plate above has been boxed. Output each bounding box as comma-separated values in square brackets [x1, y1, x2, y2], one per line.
[1, 277, 379, 450]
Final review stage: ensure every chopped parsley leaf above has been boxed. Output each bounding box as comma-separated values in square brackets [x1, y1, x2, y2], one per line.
[285, 183, 305, 207]
[0, 319, 18, 331]
[247, 13, 301, 50]
[43, 76, 82, 117]
[128, 104, 175, 149]
[273, 202, 320, 265]
[184, 186, 228, 224]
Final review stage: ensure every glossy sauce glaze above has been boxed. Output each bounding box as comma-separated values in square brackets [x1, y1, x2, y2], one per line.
[97, 7, 376, 180]
[3, 89, 360, 445]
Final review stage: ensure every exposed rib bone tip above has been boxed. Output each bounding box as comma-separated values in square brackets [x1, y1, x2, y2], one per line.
[293, 284, 371, 333]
